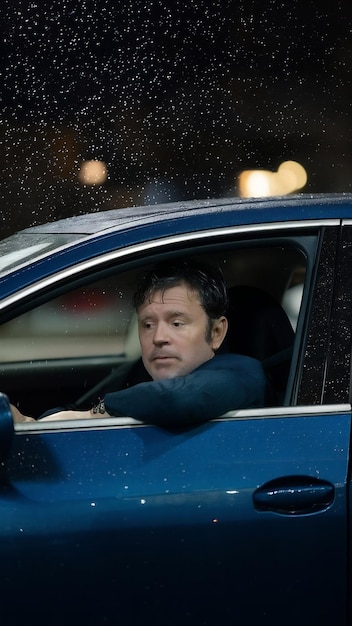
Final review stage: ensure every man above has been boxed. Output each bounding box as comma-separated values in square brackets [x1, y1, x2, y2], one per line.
[11, 259, 267, 425]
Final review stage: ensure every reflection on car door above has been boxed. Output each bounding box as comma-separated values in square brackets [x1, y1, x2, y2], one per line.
[0, 407, 350, 626]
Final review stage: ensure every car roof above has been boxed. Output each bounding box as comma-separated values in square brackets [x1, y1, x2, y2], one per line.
[0, 193, 351, 287]
[10, 193, 352, 236]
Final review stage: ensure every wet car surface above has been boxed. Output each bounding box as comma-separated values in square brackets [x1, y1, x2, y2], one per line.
[1, 193, 352, 625]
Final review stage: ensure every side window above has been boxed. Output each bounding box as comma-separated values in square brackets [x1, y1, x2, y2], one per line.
[0, 273, 139, 363]
[1, 239, 308, 418]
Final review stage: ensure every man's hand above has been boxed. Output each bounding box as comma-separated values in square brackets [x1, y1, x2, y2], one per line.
[10, 404, 35, 423]
[40, 409, 93, 421]
[10, 405, 110, 423]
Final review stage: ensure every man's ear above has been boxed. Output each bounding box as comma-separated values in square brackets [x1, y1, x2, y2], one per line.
[210, 316, 228, 351]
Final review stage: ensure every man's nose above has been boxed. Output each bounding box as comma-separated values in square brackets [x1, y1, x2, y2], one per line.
[152, 322, 170, 345]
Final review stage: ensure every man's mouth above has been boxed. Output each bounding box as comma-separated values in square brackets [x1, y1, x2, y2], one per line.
[152, 354, 177, 362]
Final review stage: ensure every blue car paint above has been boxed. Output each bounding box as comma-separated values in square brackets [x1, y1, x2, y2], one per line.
[0, 194, 350, 299]
[1, 194, 352, 625]
[0, 411, 349, 625]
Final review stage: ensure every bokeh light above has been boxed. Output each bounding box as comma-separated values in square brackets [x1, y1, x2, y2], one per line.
[238, 161, 307, 197]
[78, 161, 107, 186]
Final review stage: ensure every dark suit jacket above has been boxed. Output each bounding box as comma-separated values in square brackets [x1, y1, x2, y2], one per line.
[105, 353, 267, 426]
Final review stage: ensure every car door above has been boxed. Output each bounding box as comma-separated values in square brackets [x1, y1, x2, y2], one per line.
[0, 223, 351, 626]
[0, 404, 349, 626]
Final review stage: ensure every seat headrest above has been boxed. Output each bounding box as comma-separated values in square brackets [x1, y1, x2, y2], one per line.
[225, 285, 295, 362]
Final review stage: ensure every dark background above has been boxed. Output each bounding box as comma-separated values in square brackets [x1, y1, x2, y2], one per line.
[1, 0, 352, 236]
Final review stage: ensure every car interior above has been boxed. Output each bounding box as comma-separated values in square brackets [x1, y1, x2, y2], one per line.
[0, 240, 307, 419]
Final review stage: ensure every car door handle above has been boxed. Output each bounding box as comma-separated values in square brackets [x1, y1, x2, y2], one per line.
[253, 475, 334, 515]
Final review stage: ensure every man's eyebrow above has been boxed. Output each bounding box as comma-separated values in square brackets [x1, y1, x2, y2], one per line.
[138, 309, 193, 321]
[165, 309, 193, 320]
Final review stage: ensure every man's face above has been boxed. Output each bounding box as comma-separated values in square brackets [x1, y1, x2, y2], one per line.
[137, 283, 226, 380]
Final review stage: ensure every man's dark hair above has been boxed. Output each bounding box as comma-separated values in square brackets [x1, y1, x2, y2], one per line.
[132, 258, 228, 330]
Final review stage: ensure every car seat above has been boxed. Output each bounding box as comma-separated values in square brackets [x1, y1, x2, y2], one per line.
[223, 285, 295, 405]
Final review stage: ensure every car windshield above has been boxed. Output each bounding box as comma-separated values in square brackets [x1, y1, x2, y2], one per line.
[0, 233, 81, 277]
[1, 2, 351, 238]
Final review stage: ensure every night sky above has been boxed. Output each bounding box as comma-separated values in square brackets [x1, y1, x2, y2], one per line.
[1, 1, 352, 234]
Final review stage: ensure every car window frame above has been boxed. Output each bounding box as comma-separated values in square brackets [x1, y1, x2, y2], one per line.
[297, 224, 352, 406]
[0, 235, 311, 363]
[0, 218, 343, 431]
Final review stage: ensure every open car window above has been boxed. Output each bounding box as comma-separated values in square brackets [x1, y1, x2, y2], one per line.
[0, 245, 306, 359]
[0, 239, 309, 421]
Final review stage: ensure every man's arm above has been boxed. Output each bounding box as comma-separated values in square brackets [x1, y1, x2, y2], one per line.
[11, 355, 267, 425]
[104, 354, 266, 425]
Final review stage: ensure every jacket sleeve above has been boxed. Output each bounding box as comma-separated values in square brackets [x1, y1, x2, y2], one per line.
[104, 356, 266, 426]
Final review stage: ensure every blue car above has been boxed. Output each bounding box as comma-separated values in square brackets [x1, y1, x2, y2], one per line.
[0, 193, 351, 625]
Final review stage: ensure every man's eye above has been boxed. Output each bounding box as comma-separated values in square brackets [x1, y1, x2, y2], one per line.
[172, 321, 184, 327]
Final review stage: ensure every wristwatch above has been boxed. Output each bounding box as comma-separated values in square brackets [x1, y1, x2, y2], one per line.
[91, 399, 106, 415]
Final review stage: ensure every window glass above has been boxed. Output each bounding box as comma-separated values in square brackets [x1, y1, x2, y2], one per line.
[1, 242, 309, 418]
[0, 244, 306, 364]
[0, 274, 138, 362]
